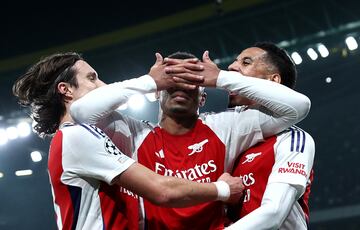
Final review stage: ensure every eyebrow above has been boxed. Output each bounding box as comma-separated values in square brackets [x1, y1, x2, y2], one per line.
[236, 56, 252, 62]
[87, 72, 98, 78]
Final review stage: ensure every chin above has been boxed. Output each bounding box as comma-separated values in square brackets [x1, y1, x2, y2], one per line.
[171, 107, 189, 114]
[170, 106, 196, 116]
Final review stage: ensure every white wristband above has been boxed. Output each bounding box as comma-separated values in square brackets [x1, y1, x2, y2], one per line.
[214, 181, 230, 201]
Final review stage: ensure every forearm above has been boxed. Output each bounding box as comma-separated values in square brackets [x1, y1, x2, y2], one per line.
[71, 75, 157, 124]
[226, 183, 297, 230]
[217, 71, 310, 133]
[116, 163, 228, 207]
[155, 176, 220, 207]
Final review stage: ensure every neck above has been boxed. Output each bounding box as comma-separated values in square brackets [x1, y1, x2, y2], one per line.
[159, 114, 198, 135]
[59, 105, 75, 127]
[60, 113, 74, 126]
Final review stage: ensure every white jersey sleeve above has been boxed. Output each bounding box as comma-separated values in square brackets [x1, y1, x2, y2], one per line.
[203, 71, 311, 171]
[201, 108, 264, 171]
[61, 124, 135, 185]
[216, 70, 311, 137]
[99, 111, 154, 161]
[268, 127, 315, 195]
[71, 75, 157, 125]
[225, 183, 298, 230]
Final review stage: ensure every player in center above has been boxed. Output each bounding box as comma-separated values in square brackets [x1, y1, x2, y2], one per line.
[71, 51, 310, 229]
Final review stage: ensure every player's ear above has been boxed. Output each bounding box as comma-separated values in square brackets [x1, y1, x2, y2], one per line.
[199, 92, 207, 107]
[57, 82, 73, 102]
[57, 82, 69, 94]
[269, 73, 281, 84]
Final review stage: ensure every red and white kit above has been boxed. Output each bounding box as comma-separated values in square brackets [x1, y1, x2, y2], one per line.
[71, 71, 310, 229]
[48, 123, 135, 230]
[227, 126, 315, 230]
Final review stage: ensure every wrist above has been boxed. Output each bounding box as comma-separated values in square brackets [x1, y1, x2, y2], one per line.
[147, 72, 162, 91]
[214, 181, 230, 201]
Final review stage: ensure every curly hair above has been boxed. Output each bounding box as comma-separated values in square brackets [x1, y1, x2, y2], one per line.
[12, 52, 83, 137]
[253, 42, 297, 89]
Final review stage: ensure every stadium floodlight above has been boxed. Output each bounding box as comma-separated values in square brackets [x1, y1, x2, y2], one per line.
[213, 58, 221, 64]
[31, 151, 42, 162]
[145, 93, 157, 102]
[15, 169, 33, 176]
[325, 77, 332, 83]
[307, 48, 318, 60]
[345, 36, 358, 51]
[0, 172, 3, 178]
[6, 126, 18, 140]
[0, 128, 8, 145]
[317, 44, 329, 58]
[291, 52, 302, 65]
[17, 121, 31, 137]
[128, 94, 145, 110]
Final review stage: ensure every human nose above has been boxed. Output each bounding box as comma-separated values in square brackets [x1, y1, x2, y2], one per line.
[228, 62, 239, 72]
[97, 80, 106, 87]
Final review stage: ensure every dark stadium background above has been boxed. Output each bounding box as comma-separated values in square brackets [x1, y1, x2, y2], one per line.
[0, 0, 359, 229]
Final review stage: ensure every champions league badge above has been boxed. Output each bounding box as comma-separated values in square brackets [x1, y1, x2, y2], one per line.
[104, 137, 121, 155]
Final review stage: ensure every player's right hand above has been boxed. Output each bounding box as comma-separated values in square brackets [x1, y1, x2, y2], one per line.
[217, 172, 244, 204]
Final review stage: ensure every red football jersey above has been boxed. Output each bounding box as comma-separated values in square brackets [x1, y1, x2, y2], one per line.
[138, 120, 226, 230]
[230, 127, 315, 229]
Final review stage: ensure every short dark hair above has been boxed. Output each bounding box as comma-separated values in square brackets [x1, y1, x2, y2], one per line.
[253, 42, 297, 89]
[12, 52, 83, 137]
[167, 51, 197, 59]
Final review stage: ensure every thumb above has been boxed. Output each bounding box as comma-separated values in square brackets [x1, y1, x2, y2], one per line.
[155, 52, 163, 65]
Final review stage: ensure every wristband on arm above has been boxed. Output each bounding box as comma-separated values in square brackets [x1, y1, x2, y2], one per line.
[214, 181, 230, 201]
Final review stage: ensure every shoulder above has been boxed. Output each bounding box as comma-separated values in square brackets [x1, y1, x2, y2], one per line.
[140, 119, 156, 129]
[61, 123, 107, 140]
[275, 126, 315, 154]
[277, 126, 314, 141]
[112, 110, 155, 128]
[199, 106, 252, 120]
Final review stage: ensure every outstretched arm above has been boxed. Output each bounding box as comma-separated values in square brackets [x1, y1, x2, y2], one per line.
[115, 164, 244, 207]
[167, 51, 311, 137]
[71, 53, 204, 124]
[62, 124, 244, 208]
[215, 70, 310, 137]
[71, 74, 157, 124]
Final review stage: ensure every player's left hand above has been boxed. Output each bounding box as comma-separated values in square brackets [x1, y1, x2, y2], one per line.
[217, 172, 244, 204]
